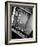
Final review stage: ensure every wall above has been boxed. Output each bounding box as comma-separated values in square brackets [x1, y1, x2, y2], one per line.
[37, 3, 38, 43]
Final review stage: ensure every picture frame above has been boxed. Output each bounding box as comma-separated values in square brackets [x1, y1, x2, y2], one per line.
[5, 1, 37, 45]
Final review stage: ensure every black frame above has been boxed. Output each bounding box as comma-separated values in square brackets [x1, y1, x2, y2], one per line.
[5, 1, 37, 45]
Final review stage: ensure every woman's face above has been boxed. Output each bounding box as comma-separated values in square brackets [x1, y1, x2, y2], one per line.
[17, 10, 29, 30]
[18, 12, 28, 25]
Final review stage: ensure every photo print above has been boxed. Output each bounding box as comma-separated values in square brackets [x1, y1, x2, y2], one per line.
[11, 6, 33, 38]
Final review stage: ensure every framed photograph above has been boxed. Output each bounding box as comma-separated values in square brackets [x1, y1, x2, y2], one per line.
[5, 1, 37, 45]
